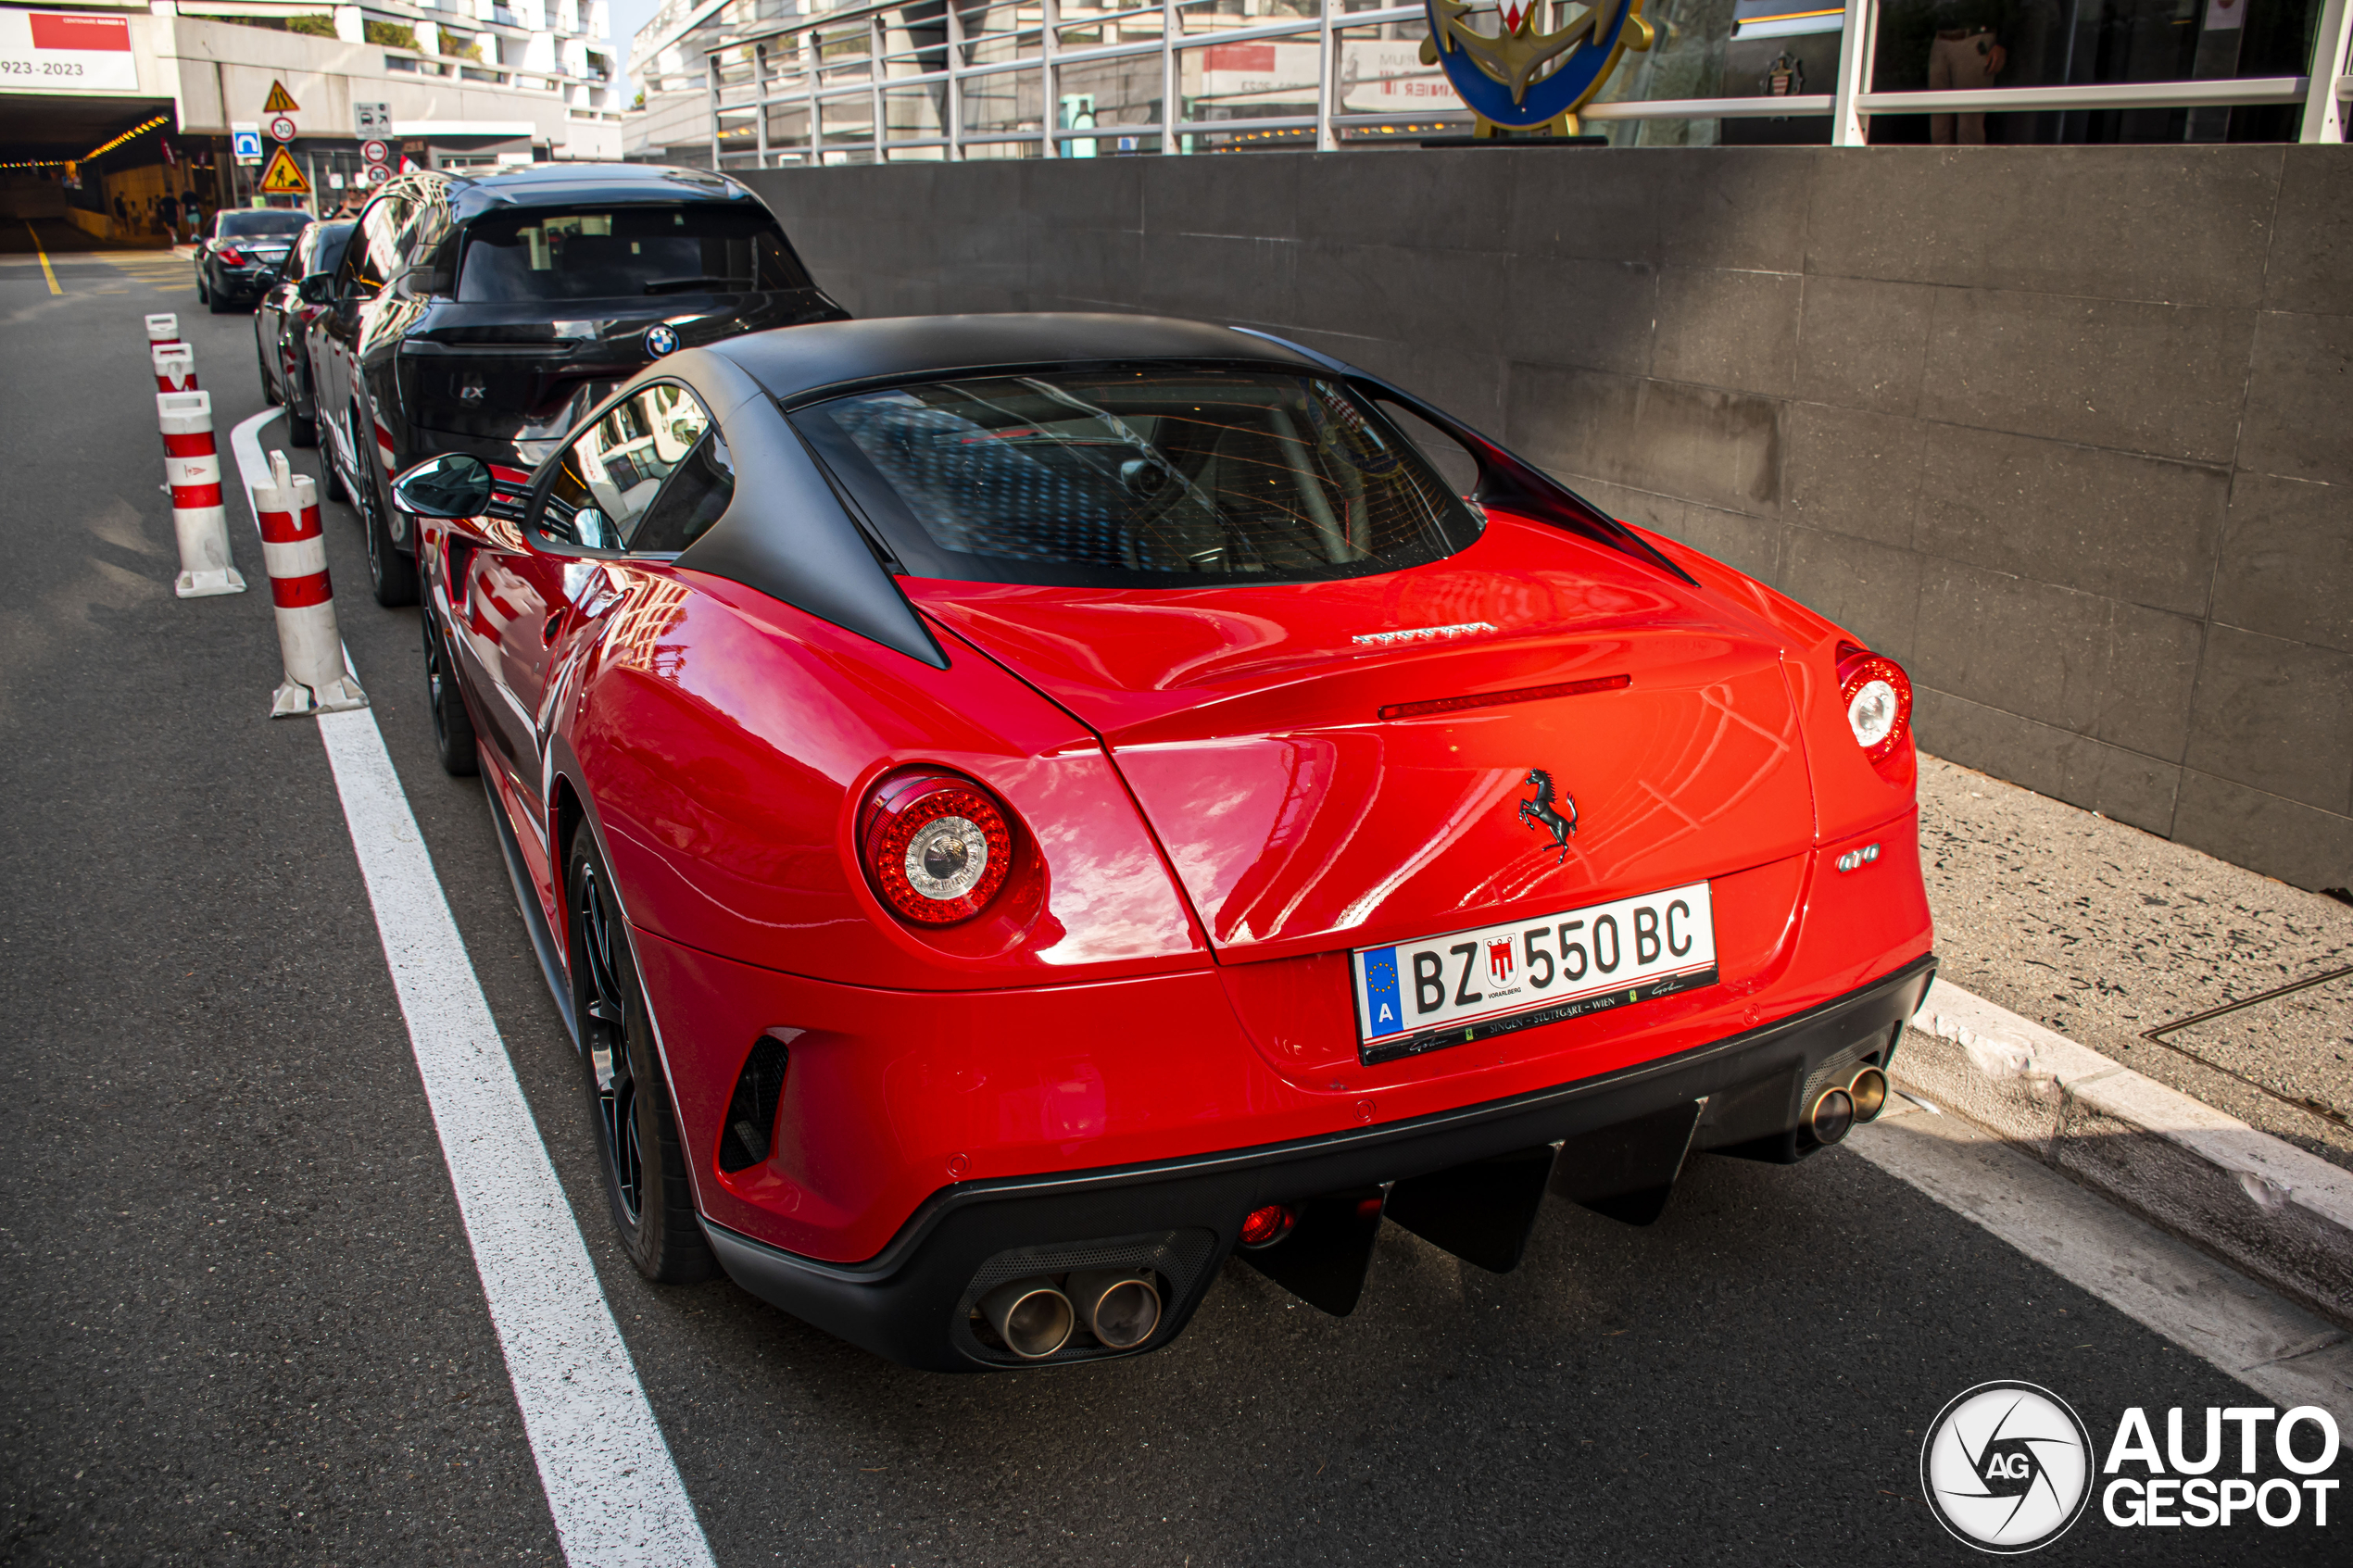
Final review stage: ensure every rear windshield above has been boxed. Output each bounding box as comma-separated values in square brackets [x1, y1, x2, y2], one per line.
[795, 370, 1485, 588]
[455, 205, 814, 302]
[220, 210, 310, 238]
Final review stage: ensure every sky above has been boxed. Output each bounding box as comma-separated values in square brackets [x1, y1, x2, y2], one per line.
[606, 0, 663, 87]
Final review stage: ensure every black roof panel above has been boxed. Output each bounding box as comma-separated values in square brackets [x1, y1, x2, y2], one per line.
[708, 313, 1323, 405]
[434, 163, 762, 224]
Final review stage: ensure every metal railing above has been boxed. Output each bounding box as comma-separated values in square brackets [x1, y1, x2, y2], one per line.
[699, 0, 2353, 164]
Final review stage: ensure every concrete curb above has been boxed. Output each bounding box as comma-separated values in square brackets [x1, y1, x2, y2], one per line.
[1893, 979, 2353, 1331]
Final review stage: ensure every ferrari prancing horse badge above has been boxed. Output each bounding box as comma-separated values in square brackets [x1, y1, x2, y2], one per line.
[1517, 768, 1578, 862]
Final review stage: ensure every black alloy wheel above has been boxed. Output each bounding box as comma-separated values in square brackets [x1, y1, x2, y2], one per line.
[351, 402, 419, 608]
[566, 831, 715, 1284]
[422, 614, 479, 776]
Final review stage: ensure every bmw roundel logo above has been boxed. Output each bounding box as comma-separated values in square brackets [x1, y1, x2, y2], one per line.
[645, 324, 681, 358]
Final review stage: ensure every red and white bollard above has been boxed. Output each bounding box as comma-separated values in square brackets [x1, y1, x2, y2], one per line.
[156, 390, 246, 599]
[145, 312, 182, 352]
[254, 450, 368, 717]
[153, 344, 197, 394]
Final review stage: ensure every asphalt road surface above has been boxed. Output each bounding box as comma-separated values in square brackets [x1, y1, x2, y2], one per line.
[1, 246, 2341, 1567]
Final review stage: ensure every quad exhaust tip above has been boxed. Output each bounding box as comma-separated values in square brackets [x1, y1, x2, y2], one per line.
[978, 1278, 1075, 1360]
[1066, 1270, 1163, 1350]
[1848, 1065, 1889, 1124]
[1808, 1085, 1856, 1146]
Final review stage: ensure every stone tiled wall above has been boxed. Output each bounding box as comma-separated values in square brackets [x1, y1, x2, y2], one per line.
[744, 146, 2353, 892]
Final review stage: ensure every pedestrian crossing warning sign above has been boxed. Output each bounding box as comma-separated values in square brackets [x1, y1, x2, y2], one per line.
[263, 80, 300, 114]
[258, 144, 311, 196]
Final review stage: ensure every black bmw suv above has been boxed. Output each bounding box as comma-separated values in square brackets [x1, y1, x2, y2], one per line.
[304, 162, 847, 606]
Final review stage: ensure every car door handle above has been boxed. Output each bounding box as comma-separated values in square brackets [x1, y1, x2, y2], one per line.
[543, 611, 565, 646]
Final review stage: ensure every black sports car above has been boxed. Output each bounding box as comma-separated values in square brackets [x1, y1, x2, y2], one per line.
[304, 162, 847, 608]
[195, 207, 312, 313]
[254, 220, 355, 447]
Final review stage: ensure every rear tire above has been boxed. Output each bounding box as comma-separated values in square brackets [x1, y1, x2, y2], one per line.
[287, 365, 319, 447]
[423, 614, 479, 777]
[354, 405, 418, 608]
[257, 341, 282, 406]
[567, 830, 715, 1285]
[321, 439, 348, 502]
[195, 269, 208, 305]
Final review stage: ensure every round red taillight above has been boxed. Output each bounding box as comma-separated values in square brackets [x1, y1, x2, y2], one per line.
[1239, 1203, 1296, 1249]
[1835, 643, 1913, 766]
[859, 770, 1014, 925]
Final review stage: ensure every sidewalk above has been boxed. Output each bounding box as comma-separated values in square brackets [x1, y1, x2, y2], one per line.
[1896, 754, 2353, 1328]
[1917, 755, 2353, 1170]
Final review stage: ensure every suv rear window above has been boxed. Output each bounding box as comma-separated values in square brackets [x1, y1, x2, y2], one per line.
[455, 205, 813, 302]
[794, 369, 1485, 588]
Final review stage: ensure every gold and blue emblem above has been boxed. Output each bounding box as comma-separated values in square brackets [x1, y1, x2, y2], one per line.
[1419, 0, 1656, 132]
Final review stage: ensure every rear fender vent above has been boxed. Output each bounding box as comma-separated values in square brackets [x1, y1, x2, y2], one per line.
[716, 1035, 791, 1173]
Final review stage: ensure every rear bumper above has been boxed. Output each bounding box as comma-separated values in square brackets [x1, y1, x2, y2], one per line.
[703, 952, 1934, 1371]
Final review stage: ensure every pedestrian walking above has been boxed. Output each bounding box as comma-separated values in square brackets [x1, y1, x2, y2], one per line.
[158, 191, 180, 240]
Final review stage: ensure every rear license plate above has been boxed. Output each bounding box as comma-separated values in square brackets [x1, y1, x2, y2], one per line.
[1352, 881, 1718, 1066]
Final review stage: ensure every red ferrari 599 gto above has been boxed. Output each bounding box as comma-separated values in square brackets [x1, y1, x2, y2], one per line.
[389, 314, 1935, 1371]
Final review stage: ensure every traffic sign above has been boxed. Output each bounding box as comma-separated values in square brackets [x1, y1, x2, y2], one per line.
[262, 80, 299, 114]
[360, 138, 390, 167]
[258, 144, 311, 197]
[362, 163, 391, 187]
[267, 114, 297, 144]
[231, 123, 262, 162]
[354, 100, 391, 136]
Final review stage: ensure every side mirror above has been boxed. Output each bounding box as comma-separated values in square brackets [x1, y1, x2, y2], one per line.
[297, 273, 334, 304]
[572, 506, 621, 551]
[392, 453, 492, 520]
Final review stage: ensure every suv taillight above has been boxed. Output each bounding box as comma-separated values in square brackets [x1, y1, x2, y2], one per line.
[859, 770, 1015, 925]
[1834, 642, 1913, 765]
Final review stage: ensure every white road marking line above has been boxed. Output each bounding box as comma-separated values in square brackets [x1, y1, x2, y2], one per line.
[1847, 1106, 2353, 1426]
[227, 412, 715, 1568]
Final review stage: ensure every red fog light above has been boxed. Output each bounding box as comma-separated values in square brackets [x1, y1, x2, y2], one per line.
[1239, 1203, 1296, 1249]
[1835, 642, 1913, 765]
[858, 770, 1014, 925]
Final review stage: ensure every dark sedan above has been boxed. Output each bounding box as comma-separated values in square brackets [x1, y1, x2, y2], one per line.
[195, 207, 312, 313]
[254, 220, 354, 447]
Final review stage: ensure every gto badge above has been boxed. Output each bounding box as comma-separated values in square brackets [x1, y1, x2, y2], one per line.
[644, 323, 681, 357]
[1516, 768, 1578, 862]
